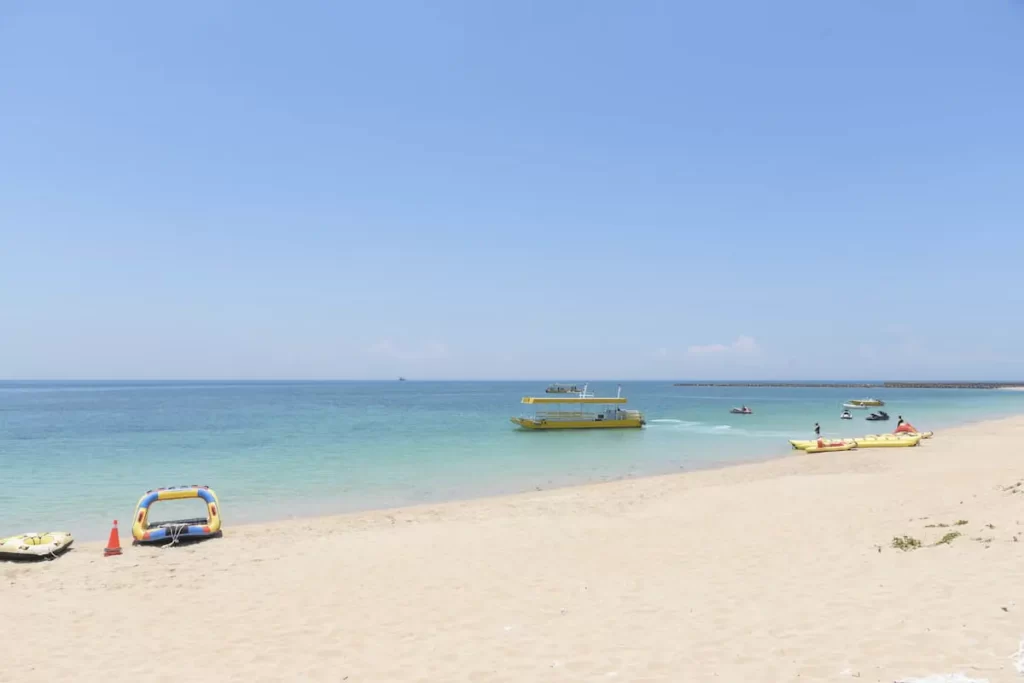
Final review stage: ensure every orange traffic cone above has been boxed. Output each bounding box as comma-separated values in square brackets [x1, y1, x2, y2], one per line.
[104, 520, 122, 557]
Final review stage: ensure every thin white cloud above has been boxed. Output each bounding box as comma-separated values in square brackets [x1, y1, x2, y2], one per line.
[731, 335, 759, 354]
[686, 335, 759, 356]
[687, 342, 729, 355]
[368, 339, 448, 361]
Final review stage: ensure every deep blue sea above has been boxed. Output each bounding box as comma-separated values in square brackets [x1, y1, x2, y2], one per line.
[2, 381, 1023, 540]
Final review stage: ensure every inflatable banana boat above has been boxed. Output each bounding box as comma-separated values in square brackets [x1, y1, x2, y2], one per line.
[790, 438, 856, 450]
[894, 423, 932, 437]
[132, 485, 222, 544]
[0, 532, 73, 561]
[803, 440, 857, 454]
[853, 435, 921, 448]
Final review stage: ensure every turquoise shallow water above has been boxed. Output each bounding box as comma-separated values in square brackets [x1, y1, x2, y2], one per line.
[2, 381, 1023, 541]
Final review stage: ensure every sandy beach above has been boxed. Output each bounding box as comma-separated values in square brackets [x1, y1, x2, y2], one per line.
[5, 416, 1024, 682]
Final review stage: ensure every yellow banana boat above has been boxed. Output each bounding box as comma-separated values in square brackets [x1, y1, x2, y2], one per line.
[863, 432, 933, 440]
[804, 441, 857, 454]
[853, 435, 921, 448]
[790, 438, 856, 450]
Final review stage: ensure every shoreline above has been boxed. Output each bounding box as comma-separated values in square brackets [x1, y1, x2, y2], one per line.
[8, 413, 1024, 681]
[6, 380, 1024, 545]
[66, 411, 1021, 550]
[55, 408, 1024, 544]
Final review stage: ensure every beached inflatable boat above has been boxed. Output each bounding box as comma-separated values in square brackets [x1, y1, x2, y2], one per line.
[132, 485, 222, 544]
[894, 424, 932, 438]
[853, 435, 921, 448]
[790, 438, 856, 451]
[803, 440, 857, 454]
[0, 532, 73, 560]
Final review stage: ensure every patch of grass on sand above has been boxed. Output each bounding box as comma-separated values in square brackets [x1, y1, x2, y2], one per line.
[935, 531, 961, 546]
[954, 520, 969, 526]
[892, 535, 922, 551]
[925, 523, 949, 528]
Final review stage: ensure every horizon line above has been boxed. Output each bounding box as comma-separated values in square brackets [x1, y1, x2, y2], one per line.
[3, 378, 1024, 383]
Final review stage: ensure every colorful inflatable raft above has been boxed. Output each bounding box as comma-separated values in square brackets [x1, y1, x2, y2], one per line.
[132, 485, 222, 544]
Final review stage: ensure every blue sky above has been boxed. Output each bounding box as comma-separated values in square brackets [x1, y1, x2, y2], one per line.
[2, 1, 1022, 380]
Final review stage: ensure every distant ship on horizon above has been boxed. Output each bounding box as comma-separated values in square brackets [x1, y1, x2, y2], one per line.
[398, 377, 407, 381]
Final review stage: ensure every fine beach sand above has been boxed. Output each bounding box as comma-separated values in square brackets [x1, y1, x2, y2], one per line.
[5, 417, 1024, 682]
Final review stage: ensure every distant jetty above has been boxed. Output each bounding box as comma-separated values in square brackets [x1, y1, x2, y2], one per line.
[672, 381, 1024, 390]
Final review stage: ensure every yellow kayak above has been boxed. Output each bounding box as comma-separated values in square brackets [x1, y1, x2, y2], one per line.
[0, 532, 74, 560]
[853, 435, 921, 448]
[804, 441, 857, 454]
[790, 438, 856, 450]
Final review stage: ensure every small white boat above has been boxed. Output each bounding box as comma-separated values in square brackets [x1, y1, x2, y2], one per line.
[840, 411, 853, 420]
[730, 407, 753, 415]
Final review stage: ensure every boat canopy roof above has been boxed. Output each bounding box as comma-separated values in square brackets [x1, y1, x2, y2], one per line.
[522, 396, 627, 404]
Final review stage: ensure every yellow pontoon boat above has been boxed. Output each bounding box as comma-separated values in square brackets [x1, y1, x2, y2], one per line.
[847, 398, 885, 407]
[511, 385, 645, 430]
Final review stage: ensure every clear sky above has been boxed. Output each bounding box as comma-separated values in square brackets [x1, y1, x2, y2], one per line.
[2, 1, 1022, 380]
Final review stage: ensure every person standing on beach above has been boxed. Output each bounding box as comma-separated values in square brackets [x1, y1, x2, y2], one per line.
[814, 422, 820, 436]
[897, 415, 904, 427]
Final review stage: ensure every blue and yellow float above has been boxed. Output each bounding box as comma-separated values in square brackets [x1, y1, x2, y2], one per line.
[132, 485, 222, 544]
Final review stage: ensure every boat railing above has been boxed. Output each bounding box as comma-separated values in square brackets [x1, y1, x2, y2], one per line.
[528, 410, 637, 422]
[532, 411, 599, 421]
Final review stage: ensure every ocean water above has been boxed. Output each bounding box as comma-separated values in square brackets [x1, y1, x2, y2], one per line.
[2, 381, 1023, 541]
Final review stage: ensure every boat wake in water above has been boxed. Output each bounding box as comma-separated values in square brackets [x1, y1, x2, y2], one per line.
[647, 419, 797, 438]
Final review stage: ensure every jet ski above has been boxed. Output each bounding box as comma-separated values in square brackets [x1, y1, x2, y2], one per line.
[866, 411, 890, 421]
[840, 410, 853, 420]
[730, 407, 752, 414]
